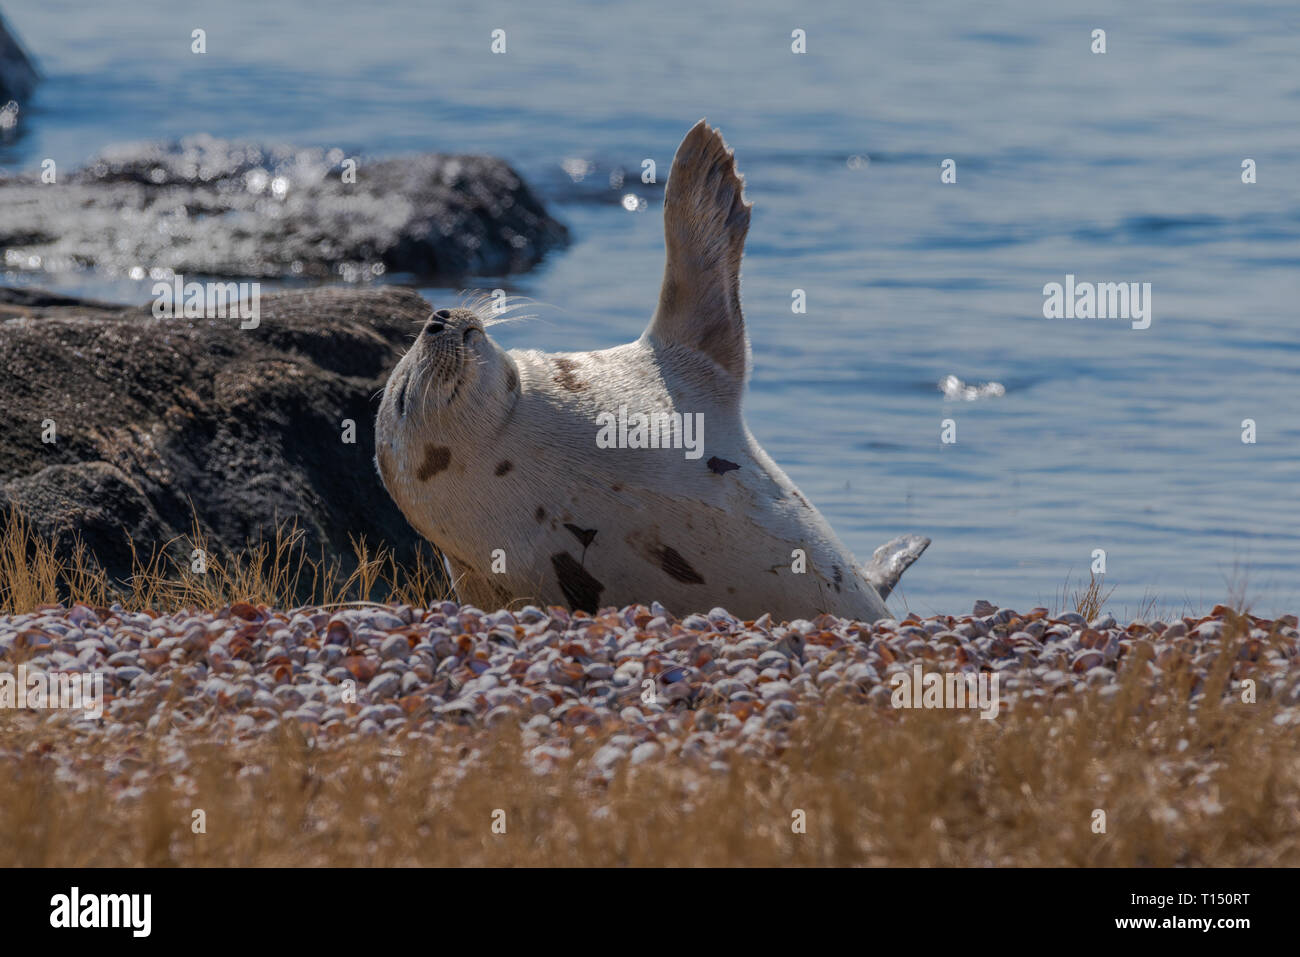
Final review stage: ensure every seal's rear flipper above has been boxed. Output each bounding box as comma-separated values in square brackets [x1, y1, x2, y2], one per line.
[863, 534, 930, 600]
[645, 119, 752, 387]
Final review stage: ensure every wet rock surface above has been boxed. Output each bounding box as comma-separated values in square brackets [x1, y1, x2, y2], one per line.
[0, 9, 36, 135]
[0, 285, 435, 583]
[5, 599, 1296, 787]
[0, 135, 568, 280]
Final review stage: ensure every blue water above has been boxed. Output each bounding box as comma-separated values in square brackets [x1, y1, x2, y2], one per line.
[4, 0, 1299, 616]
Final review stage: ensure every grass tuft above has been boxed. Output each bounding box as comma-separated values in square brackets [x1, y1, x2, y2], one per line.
[0, 508, 451, 615]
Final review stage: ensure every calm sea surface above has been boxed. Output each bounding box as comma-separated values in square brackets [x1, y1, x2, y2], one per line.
[4, 0, 1299, 615]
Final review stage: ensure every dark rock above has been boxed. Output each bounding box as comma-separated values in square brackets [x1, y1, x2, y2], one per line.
[0, 10, 37, 105]
[0, 286, 124, 315]
[0, 285, 442, 594]
[0, 135, 568, 280]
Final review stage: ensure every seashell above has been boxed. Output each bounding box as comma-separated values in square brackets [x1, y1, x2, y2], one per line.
[341, 655, 378, 682]
[1040, 669, 1068, 687]
[324, 619, 352, 646]
[379, 634, 410, 660]
[229, 602, 261, 622]
[1071, 650, 1104, 673]
[727, 699, 755, 720]
[367, 672, 401, 698]
[433, 700, 479, 727]
[661, 680, 692, 702]
[226, 634, 254, 660]
[557, 703, 602, 727]
[758, 680, 793, 701]
[764, 700, 797, 724]
[658, 665, 690, 685]
[547, 659, 584, 685]
[1077, 628, 1108, 649]
[523, 660, 550, 685]
[629, 742, 662, 765]
[1194, 621, 1224, 641]
[15, 628, 55, 650]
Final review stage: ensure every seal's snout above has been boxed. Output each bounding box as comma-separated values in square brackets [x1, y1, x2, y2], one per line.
[422, 307, 484, 342]
[424, 308, 452, 335]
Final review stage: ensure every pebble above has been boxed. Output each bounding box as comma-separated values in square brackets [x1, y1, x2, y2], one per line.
[379, 634, 410, 661]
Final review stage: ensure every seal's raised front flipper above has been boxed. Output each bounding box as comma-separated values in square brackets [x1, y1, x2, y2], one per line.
[644, 119, 752, 387]
[863, 534, 930, 600]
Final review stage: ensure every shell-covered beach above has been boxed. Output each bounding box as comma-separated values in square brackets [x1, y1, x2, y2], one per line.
[5, 596, 1298, 866]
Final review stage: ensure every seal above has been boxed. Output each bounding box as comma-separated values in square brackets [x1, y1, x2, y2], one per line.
[375, 120, 928, 621]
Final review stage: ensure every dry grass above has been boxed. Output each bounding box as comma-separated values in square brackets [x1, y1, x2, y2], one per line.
[0, 509, 450, 616]
[1047, 570, 1120, 622]
[1073, 571, 1115, 621]
[1, 672, 1296, 867]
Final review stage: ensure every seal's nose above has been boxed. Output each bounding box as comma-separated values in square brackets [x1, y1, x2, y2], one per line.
[425, 308, 452, 335]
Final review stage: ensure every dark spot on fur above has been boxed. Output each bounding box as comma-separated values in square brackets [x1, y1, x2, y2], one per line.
[655, 545, 706, 584]
[611, 483, 622, 492]
[833, 565, 843, 593]
[495, 460, 512, 477]
[551, 552, 604, 613]
[793, 491, 811, 508]
[727, 586, 736, 594]
[535, 506, 546, 523]
[415, 444, 451, 481]
[564, 524, 598, 549]
[707, 456, 740, 474]
[552, 356, 586, 392]
[505, 365, 518, 391]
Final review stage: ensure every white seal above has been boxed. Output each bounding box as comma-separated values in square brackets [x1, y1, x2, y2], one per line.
[375, 120, 927, 620]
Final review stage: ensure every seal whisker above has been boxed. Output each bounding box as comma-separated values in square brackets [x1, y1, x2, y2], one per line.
[457, 290, 563, 329]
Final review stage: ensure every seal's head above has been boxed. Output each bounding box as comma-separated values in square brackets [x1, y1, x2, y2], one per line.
[374, 305, 520, 504]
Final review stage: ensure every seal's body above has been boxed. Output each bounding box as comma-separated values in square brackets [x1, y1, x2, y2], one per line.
[375, 121, 927, 620]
